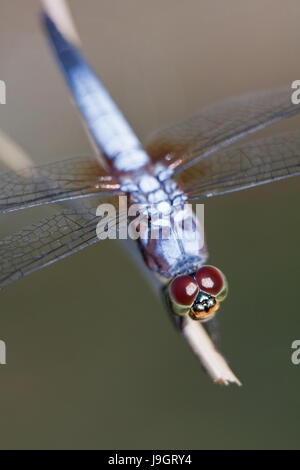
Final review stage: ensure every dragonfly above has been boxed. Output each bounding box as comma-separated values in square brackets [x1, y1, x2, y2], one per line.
[1, 7, 300, 385]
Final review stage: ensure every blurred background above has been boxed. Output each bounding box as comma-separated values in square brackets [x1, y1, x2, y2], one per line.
[0, 0, 300, 450]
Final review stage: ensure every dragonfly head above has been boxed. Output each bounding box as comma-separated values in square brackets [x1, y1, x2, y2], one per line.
[167, 265, 228, 322]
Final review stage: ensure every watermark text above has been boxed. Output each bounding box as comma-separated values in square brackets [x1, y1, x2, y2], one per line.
[95, 197, 204, 243]
[0, 80, 6, 104]
[291, 80, 300, 104]
[0, 340, 6, 365]
[291, 340, 300, 365]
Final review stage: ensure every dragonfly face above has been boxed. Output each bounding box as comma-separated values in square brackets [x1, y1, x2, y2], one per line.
[167, 266, 228, 322]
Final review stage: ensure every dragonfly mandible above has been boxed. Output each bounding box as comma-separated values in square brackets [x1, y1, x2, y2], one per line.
[1, 6, 300, 385]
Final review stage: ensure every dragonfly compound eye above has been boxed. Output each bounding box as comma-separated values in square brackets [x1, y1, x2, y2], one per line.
[195, 265, 228, 301]
[168, 275, 199, 316]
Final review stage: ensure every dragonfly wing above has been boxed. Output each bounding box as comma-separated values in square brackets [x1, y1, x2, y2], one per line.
[175, 131, 300, 199]
[146, 87, 300, 171]
[0, 196, 127, 291]
[0, 156, 121, 214]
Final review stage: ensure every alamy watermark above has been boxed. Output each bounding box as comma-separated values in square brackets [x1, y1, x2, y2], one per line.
[0, 340, 6, 365]
[0, 80, 6, 104]
[291, 340, 300, 365]
[291, 80, 300, 104]
[95, 197, 204, 244]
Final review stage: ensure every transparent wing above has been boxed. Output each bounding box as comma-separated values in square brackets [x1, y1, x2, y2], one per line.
[0, 196, 127, 291]
[175, 131, 300, 199]
[146, 87, 300, 172]
[0, 156, 121, 214]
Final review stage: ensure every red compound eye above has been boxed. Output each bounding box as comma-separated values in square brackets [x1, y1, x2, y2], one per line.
[195, 266, 224, 296]
[169, 275, 199, 306]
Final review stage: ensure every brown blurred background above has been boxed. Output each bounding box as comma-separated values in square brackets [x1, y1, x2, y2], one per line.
[0, 0, 300, 449]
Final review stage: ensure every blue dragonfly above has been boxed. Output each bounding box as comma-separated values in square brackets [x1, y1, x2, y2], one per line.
[0, 7, 299, 385]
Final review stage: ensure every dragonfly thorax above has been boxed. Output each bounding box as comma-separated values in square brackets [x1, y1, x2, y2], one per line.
[121, 164, 207, 279]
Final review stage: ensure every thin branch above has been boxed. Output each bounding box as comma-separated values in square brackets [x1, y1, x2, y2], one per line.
[182, 316, 241, 386]
[0, 130, 34, 172]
